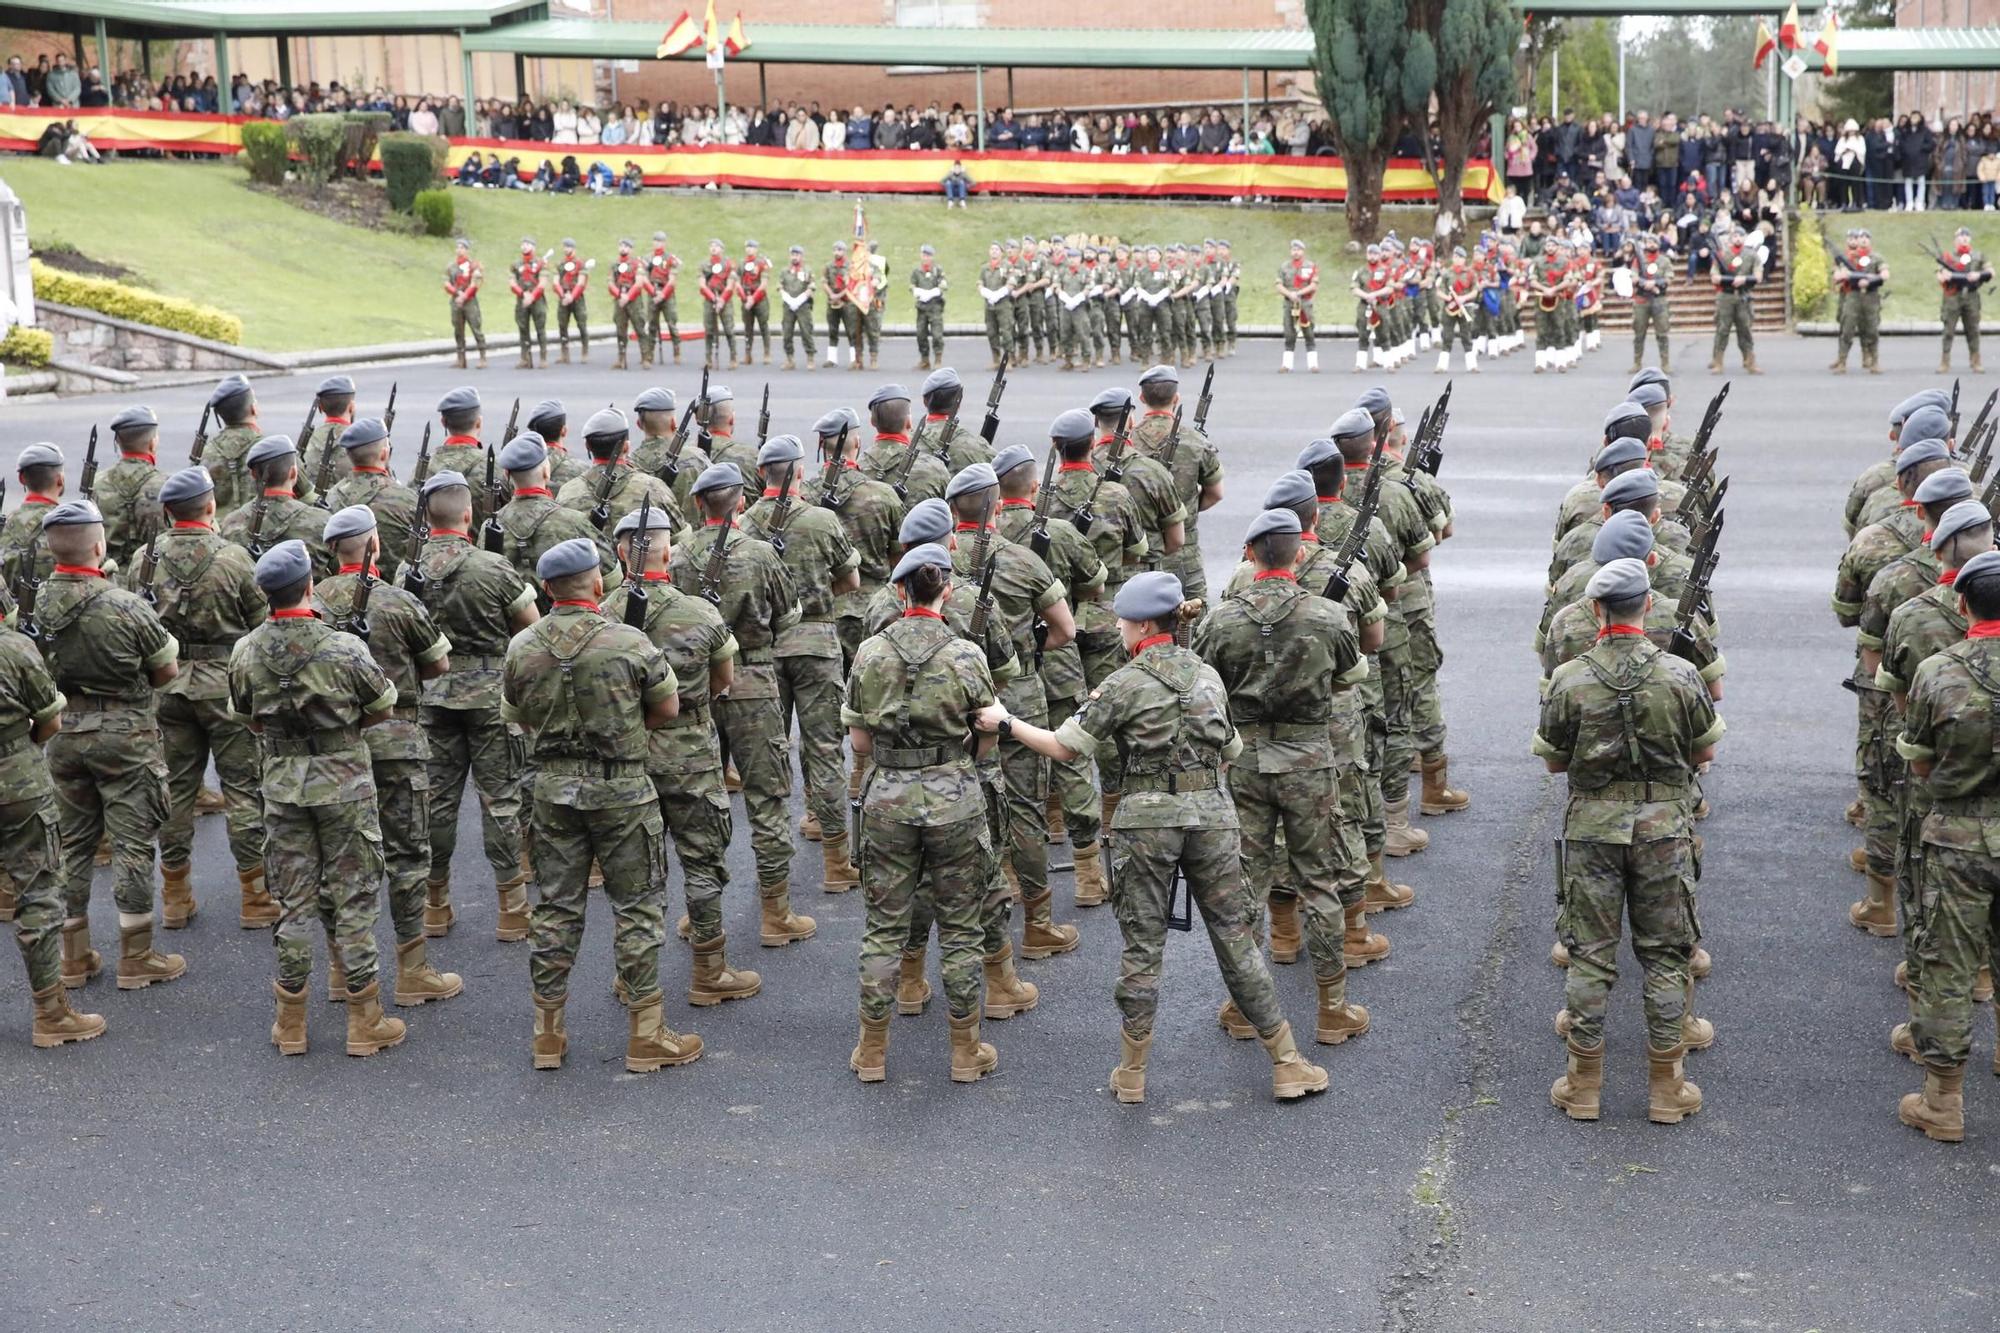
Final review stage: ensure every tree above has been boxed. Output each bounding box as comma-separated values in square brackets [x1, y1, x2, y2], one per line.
[1309, 0, 1431, 241]
[1415, 0, 1517, 241]
[1816, 0, 1894, 127]
[1529, 18, 1619, 118]
[1624, 18, 1767, 123]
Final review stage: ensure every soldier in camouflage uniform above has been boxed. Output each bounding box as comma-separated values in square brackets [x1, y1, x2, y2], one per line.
[671, 463, 815, 946]
[316, 505, 463, 1008]
[504, 537, 701, 1074]
[1845, 390, 1951, 540]
[778, 244, 818, 371]
[132, 467, 276, 933]
[1132, 364, 1222, 602]
[742, 435, 862, 890]
[1197, 507, 1372, 1049]
[1894, 548, 2000, 1140]
[37, 500, 185, 991]
[1089, 389, 1186, 581]
[297, 374, 361, 498]
[910, 243, 947, 371]
[218, 435, 331, 573]
[442, 237, 487, 370]
[1045, 413, 1147, 684]
[629, 388, 708, 515]
[323, 417, 419, 584]
[1936, 225, 1992, 374]
[96, 405, 165, 572]
[202, 375, 262, 517]
[411, 469, 539, 943]
[860, 384, 950, 509]
[844, 543, 1004, 1083]
[493, 432, 622, 604]
[0, 444, 65, 598]
[556, 407, 679, 538]
[916, 367, 993, 474]
[694, 387, 758, 479]
[808, 407, 904, 671]
[527, 399, 590, 498]
[1856, 405, 1956, 534]
[977, 244, 1015, 369]
[1625, 373, 1693, 483]
[429, 386, 495, 531]
[604, 505, 760, 1008]
[0, 589, 106, 1047]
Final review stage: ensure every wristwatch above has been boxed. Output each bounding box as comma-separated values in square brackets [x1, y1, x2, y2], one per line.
[997, 715, 1015, 740]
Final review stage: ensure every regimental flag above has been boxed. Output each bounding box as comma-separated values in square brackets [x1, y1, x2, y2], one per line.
[1816, 10, 1840, 75]
[853, 200, 868, 240]
[657, 10, 700, 58]
[702, 0, 721, 53]
[1779, 1, 1801, 51]
[725, 12, 750, 56]
[1753, 19, 1777, 68]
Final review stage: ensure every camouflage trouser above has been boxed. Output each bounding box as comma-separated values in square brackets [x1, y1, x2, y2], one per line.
[1171, 539, 1208, 603]
[1058, 303, 1090, 364]
[1631, 297, 1670, 362]
[528, 796, 666, 1003]
[613, 293, 655, 361]
[840, 304, 866, 354]
[158, 691, 263, 873]
[655, 771, 732, 943]
[374, 757, 430, 944]
[703, 300, 739, 364]
[267, 795, 384, 994]
[826, 302, 848, 354]
[1909, 842, 2000, 1068]
[450, 298, 486, 353]
[1941, 290, 1982, 360]
[1193, 293, 1216, 355]
[424, 704, 523, 885]
[1224, 290, 1240, 343]
[1045, 692, 1100, 850]
[1557, 834, 1697, 1051]
[861, 807, 990, 1021]
[782, 303, 818, 361]
[1077, 622, 1124, 691]
[1535, 304, 1565, 352]
[49, 718, 167, 917]
[1376, 650, 1417, 806]
[1233, 760, 1346, 988]
[1360, 680, 1388, 858]
[646, 292, 678, 349]
[1334, 764, 1375, 901]
[915, 302, 945, 362]
[778, 650, 846, 843]
[865, 302, 883, 355]
[997, 680, 1051, 904]
[558, 297, 588, 354]
[742, 297, 771, 353]
[1711, 291, 1753, 360]
[716, 692, 794, 890]
[1, 795, 62, 991]
[984, 302, 1013, 361]
[516, 296, 547, 357]
[1836, 290, 1879, 365]
[1019, 293, 1047, 356]
[1854, 687, 1902, 879]
[1108, 823, 1282, 1040]
[1440, 310, 1476, 352]
[1407, 618, 1447, 761]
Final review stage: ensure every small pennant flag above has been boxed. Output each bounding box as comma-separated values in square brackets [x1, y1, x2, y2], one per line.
[725, 12, 750, 56]
[1753, 19, 1776, 69]
[853, 200, 868, 241]
[656, 10, 700, 58]
[1815, 10, 1839, 75]
[702, 0, 721, 53]
[1779, 0, 1801, 51]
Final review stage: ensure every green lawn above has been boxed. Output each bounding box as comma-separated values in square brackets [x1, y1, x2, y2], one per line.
[1805, 207, 2000, 324]
[6, 158, 1352, 352]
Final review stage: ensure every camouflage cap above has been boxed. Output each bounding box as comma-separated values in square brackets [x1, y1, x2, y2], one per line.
[420, 469, 470, 500]
[16, 442, 63, 470]
[991, 443, 1034, 477]
[436, 385, 480, 415]
[315, 374, 356, 397]
[1329, 407, 1375, 441]
[1592, 437, 1649, 473]
[1584, 556, 1650, 604]
[758, 434, 805, 466]
[614, 505, 674, 537]
[323, 504, 377, 543]
[1244, 508, 1301, 543]
[945, 462, 998, 501]
[1896, 438, 1951, 474]
[1113, 569, 1185, 622]
[632, 387, 674, 414]
[1050, 408, 1095, 443]
[246, 434, 298, 467]
[1599, 469, 1660, 505]
[892, 543, 953, 583]
[41, 499, 103, 528]
[339, 418, 389, 450]
[1913, 466, 1974, 506]
[899, 498, 953, 545]
[814, 406, 860, 437]
[1591, 510, 1656, 563]
[109, 404, 158, 434]
[921, 366, 961, 397]
[253, 539, 312, 590]
[536, 537, 600, 582]
[1932, 499, 1991, 550]
[1263, 470, 1317, 509]
[499, 433, 548, 471]
[209, 373, 253, 408]
[159, 466, 213, 506]
[692, 462, 743, 496]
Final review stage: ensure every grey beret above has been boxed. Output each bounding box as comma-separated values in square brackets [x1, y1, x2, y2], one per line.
[1354, 387, 1392, 415]
[109, 405, 158, 434]
[1901, 405, 1953, 448]
[246, 434, 298, 467]
[1592, 437, 1649, 473]
[1591, 510, 1656, 563]
[1913, 466, 1974, 506]
[919, 243, 934, 255]
[945, 463, 998, 501]
[1296, 438, 1341, 470]
[436, 385, 480, 415]
[1599, 469, 1661, 506]
[315, 374, 355, 397]
[536, 537, 601, 582]
[583, 407, 629, 440]
[17, 443, 63, 470]
[1138, 363, 1179, 387]
[209, 374, 252, 407]
[1245, 508, 1302, 543]
[815, 406, 861, 437]
[891, 544, 954, 584]
[1603, 401, 1651, 439]
[691, 462, 743, 496]
[653, 230, 667, 242]
[499, 433, 548, 472]
[1112, 569, 1185, 622]
[563, 237, 577, 248]
[323, 504, 377, 543]
[340, 418, 389, 450]
[1954, 549, 2000, 589]
[1263, 470, 1317, 509]
[758, 434, 805, 466]
[527, 398, 566, 428]
[1330, 407, 1375, 440]
[253, 539, 313, 590]
[1629, 367, 1670, 392]
[899, 498, 954, 545]
[41, 499, 103, 528]
[420, 469, 470, 499]
[992, 444, 1035, 477]
[1890, 390, 1951, 427]
[1896, 438, 1951, 474]
[1932, 499, 1992, 550]
[868, 383, 911, 409]
[921, 367, 961, 397]
[1627, 381, 1668, 409]
[613, 505, 674, 537]
[1050, 408, 1095, 443]
[1584, 557, 1651, 604]
[703, 385, 734, 406]
[1090, 387, 1136, 415]
[159, 466, 214, 506]
[632, 387, 675, 414]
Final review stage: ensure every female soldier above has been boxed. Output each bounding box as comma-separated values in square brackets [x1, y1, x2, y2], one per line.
[842, 544, 1003, 1084]
[972, 570, 1328, 1105]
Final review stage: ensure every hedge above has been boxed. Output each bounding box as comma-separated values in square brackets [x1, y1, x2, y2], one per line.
[413, 188, 454, 238]
[1791, 205, 1829, 321]
[239, 120, 288, 185]
[32, 260, 243, 345]
[0, 326, 52, 366]
[288, 113, 345, 190]
[380, 132, 446, 212]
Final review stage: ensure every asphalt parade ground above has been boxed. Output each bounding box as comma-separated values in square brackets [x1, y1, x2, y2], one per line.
[0, 331, 1993, 1333]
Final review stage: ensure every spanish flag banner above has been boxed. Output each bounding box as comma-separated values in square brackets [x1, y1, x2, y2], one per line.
[725, 13, 750, 56]
[1815, 10, 1839, 75]
[656, 10, 700, 58]
[1779, 0, 1801, 51]
[1753, 19, 1776, 69]
[701, 0, 721, 53]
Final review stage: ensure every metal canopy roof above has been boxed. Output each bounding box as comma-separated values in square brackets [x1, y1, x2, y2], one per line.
[0, 0, 544, 37]
[1833, 26, 2000, 71]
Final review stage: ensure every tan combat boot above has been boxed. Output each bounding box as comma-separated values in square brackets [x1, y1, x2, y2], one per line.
[344, 979, 407, 1057]
[532, 997, 567, 1070]
[614, 348, 628, 370]
[1261, 1020, 1329, 1100]
[1315, 977, 1371, 1045]
[160, 862, 196, 929]
[624, 993, 703, 1072]
[116, 917, 186, 990]
[1846, 795, 1866, 827]
[1646, 1042, 1704, 1124]
[1343, 903, 1390, 967]
[1977, 966, 1995, 1003]
[1900, 1064, 1968, 1142]
[1706, 355, 1722, 373]
[758, 883, 816, 946]
[559, 345, 571, 365]
[539, 345, 550, 368]
[454, 349, 468, 370]
[495, 873, 531, 943]
[423, 877, 454, 937]
[393, 936, 464, 1006]
[271, 980, 308, 1055]
[1691, 946, 1712, 980]
[516, 349, 533, 370]
[1550, 938, 1572, 967]
[895, 951, 932, 1015]
[1073, 842, 1107, 907]
[1891, 1021, 1919, 1062]
[1419, 755, 1470, 815]
[477, 349, 488, 370]
[982, 942, 1039, 1019]
[1217, 997, 1256, 1039]
[1383, 797, 1429, 856]
[688, 933, 762, 1006]
[1848, 871, 1898, 937]
[1020, 890, 1080, 959]
[1364, 853, 1414, 911]
[238, 865, 280, 928]
[1550, 1037, 1604, 1120]
[1268, 895, 1302, 963]
[1847, 847, 1867, 874]
[851, 1011, 890, 1082]
[195, 783, 227, 815]
[1111, 1028, 1151, 1103]
[821, 832, 861, 893]
[31, 983, 105, 1048]
[1045, 792, 1066, 844]
[798, 811, 823, 841]
[948, 1010, 998, 1082]
[1895, 959, 1909, 991]
[60, 918, 101, 989]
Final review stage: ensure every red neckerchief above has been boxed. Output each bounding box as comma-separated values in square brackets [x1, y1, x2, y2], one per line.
[926, 413, 949, 423]
[705, 517, 736, 528]
[429, 528, 470, 542]
[1317, 494, 1342, 504]
[52, 564, 105, 578]
[902, 607, 945, 621]
[761, 487, 794, 499]
[1059, 461, 1094, 473]
[173, 520, 212, 531]
[1131, 633, 1173, 655]
[1940, 568, 1961, 586]
[642, 571, 672, 583]
[1000, 498, 1033, 509]
[23, 494, 57, 505]
[337, 562, 381, 577]
[1299, 531, 1320, 544]
[353, 464, 389, 476]
[513, 486, 552, 499]
[875, 432, 910, 445]
[954, 521, 991, 533]
[322, 415, 352, 427]
[270, 607, 316, 620]
[1253, 569, 1295, 582]
[592, 456, 629, 468]
[1967, 619, 2000, 638]
[552, 599, 601, 612]
[1646, 436, 1665, 453]
[443, 434, 480, 447]
[1143, 408, 1174, 419]
[1902, 499, 1920, 509]
[1596, 624, 1648, 640]
[119, 451, 156, 465]
[262, 487, 294, 499]
[1923, 531, 1935, 545]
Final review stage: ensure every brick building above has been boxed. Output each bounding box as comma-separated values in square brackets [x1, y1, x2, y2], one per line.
[1894, 3, 2000, 118]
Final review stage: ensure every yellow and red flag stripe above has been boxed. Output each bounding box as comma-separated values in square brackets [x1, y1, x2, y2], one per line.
[656, 10, 700, 58]
[0, 106, 241, 154]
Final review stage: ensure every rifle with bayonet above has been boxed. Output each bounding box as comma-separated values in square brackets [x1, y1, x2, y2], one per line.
[481, 443, 507, 552]
[382, 381, 398, 435]
[135, 535, 160, 607]
[1164, 598, 1203, 932]
[1951, 378, 1962, 439]
[978, 352, 1009, 445]
[1405, 381, 1453, 482]
[312, 419, 342, 510]
[1323, 432, 1388, 604]
[1981, 459, 2000, 523]
[930, 404, 962, 463]
[766, 461, 799, 556]
[656, 397, 702, 490]
[410, 423, 433, 490]
[889, 427, 926, 504]
[588, 445, 620, 533]
[698, 502, 732, 606]
[1026, 448, 1062, 669]
[623, 494, 654, 629]
[1667, 510, 1724, 668]
[1156, 404, 1188, 480]
[189, 404, 213, 466]
[694, 366, 713, 455]
[818, 431, 850, 511]
[1966, 416, 1998, 486]
[756, 383, 771, 447]
[294, 401, 318, 493]
[1191, 361, 1216, 435]
[78, 425, 99, 501]
[964, 491, 1001, 639]
[1671, 387, 1730, 523]
[1101, 403, 1135, 485]
[500, 396, 521, 454]
[403, 428, 434, 596]
[349, 557, 375, 639]
[1963, 390, 1999, 481]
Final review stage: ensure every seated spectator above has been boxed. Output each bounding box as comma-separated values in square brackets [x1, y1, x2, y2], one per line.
[531, 157, 557, 191]
[65, 120, 102, 163]
[457, 151, 483, 186]
[481, 156, 510, 188]
[557, 154, 581, 192]
[35, 119, 66, 160]
[620, 161, 643, 195]
[942, 158, 971, 207]
[586, 159, 614, 195]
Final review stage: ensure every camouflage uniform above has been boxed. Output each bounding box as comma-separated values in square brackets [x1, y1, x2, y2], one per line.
[1133, 409, 1222, 601]
[1095, 437, 1186, 578]
[1045, 462, 1148, 686]
[632, 433, 712, 517]
[203, 423, 262, 517]
[0, 624, 66, 991]
[1315, 498, 1407, 869]
[557, 460, 681, 537]
[860, 433, 950, 510]
[543, 444, 589, 498]
[326, 464, 419, 584]
[1394, 452, 1457, 764]
[95, 454, 165, 572]
[1843, 457, 1897, 540]
[298, 418, 357, 498]
[1836, 505, 1927, 880]
[430, 439, 494, 530]
[0, 496, 58, 590]
[805, 464, 905, 668]
[700, 431, 758, 482]
[494, 484, 623, 605]
[919, 413, 993, 475]
[1360, 459, 1435, 822]
[1550, 508, 1693, 586]
[220, 488, 331, 573]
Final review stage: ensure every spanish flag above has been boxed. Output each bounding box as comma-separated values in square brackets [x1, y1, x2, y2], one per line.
[702, 0, 721, 53]
[656, 10, 700, 58]
[1753, 18, 1776, 69]
[1779, 0, 1801, 51]
[1816, 10, 1839, 75]
[725, 12, 750, 56]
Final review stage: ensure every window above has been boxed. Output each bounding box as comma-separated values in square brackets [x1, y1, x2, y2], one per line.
[894, 0, 980, 28]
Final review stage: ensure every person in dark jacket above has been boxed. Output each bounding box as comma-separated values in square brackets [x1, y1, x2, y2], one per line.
[1896, 113, 1933, 210]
